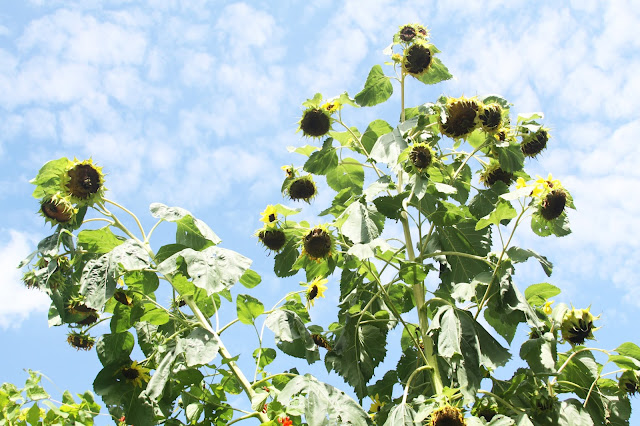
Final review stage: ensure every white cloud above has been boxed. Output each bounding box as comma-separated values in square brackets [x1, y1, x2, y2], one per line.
[0, 230, 50, 329]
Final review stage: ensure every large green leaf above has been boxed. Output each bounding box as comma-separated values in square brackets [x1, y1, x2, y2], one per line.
[338, 201, 384, 244]
[304, 138, 339, 175]
[370, 127, 408, 170]
[531, 212, 572, 237]
[475, 199, 517, 230]
[78, 227, 125, 254]
[178, 328, 220, 367]
[96, 332, 134, 366]
[519, 332, 556, 374]
[468, 183, 509, 219]
[157, 246, 251, 295]
[524, 282, 560, 305]
[30, 157, 69, 198]
[273, 235, 300, 277]
[141, 348, 177, 401]
[509, 247, 553, 277]
[265, 310, 319, 363]
[150, 203, 221, 249]
[326, 158, 364, 195]
[383, 404, 418, 426]
[277, 374, 371, 426]
[416, 57, 452, 85]
[361, 119, 393, 154]
[236, 294, 264, 325]
[325, 313, 387, 400]
[354, 65, 393, 107]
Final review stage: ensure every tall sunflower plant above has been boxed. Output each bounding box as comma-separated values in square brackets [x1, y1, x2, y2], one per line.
[13, 23, 640, 426]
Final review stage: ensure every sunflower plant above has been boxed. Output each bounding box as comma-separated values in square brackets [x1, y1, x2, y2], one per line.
[12, 23, 640, 426]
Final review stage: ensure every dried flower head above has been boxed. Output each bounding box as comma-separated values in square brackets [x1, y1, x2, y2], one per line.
[480, 163, 514, 187]
[40, 194, 76, 225]
[302, 226, 333, 261]
[287, 175, 317, 203]
[63, 158, 105, 206]
[521, 128, 549, 158]
[402, 40, 432, 76]
[429, 405, 466, 426]
[479, 103, 503, 131]
[258, 228, 286, 252]
[67, 331, 95, 351]
[299, 108, 331, 138]
[440, 96, 481, 140]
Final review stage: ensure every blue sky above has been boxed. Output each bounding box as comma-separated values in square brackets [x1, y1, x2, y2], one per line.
[1, 0, 639, 424]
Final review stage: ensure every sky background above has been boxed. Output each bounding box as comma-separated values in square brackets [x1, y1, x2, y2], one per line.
[1, 0, 639, 424]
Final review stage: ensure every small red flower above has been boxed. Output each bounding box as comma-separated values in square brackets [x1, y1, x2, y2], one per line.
[278, 416, 293, 426]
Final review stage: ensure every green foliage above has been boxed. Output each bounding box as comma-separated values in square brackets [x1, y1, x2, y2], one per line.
[16, 21, 637, 426]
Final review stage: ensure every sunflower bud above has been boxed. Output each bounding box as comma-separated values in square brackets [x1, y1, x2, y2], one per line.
[440, 96, 481, 140]
[299, 108, 331, 138]
[521, 129, 549, 158]
[618, 370, 640, 396]
[402, 40, 432, 76]
[429, 405, 466, 426]
[561, 307, 599, 345]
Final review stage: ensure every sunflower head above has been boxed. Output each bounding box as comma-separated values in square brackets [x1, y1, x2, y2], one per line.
[259, 205, 279, 228]
[62, 158, 105, 206]
[67, 331, 95, 351]
[479, 103, 503, 132]
[402, 40, 433, 76]
[618, 370, 640, 396]
[287, 175, 317, 203]
[540, 189, 567, 221]
[369, 394, 385, 418]
[561, 307, 599, 345]
[306, 276, 328, 307]
[40, 194, 77, 226]
[117, 361, 151, 388]
[298, 107, 332, 138]
[113, 289, 133, 306]
[321, 100, 342, 114]
[479, 162, 514, 187]
[399, 25, 417, 42]
[22, 271, 39, 289]
[302, 226, 333, 261]
[440, 96, 482, 140]
[471, 398, 499, 422]
[521, 128, 549, 158]
[258, 228, 286, 252]
[66, 298, 99, 325]
[408, 143, 436, 172]
[429, 405, 466, 426]
[311, 333, 332, 351]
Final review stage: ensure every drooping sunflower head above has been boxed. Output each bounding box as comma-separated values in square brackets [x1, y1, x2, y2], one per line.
[311, 333, 332, 350]
[22, 271, 39, 289]
[440, 96, 482, 140]
[399, 24, 417, 42]
[63, 158, 105, 206]
[258, 228, 286, 253]
[66, 297, 99, 325]
[306, 276, 328, 307]
[67, 331, 95, 351]
[618, 370, 640, 396]
[397, 23, 429, 43]
[402, 40, 433, 76]
[408, 143, 436, 172]
[479, 103, 503, 132]
[521, 128, 550, 158]
[561, 307, 599, 345]
[429, 405, 466, 426]
[298, 107, 332, 138]
[118, 361, 151, 388]
[302, 226, 334, 261]
[540, 189, 567, 221]
[113, 289, 133, 306]
[479, 162, 514, 187]
[40, 194, 77, 226]
[287, 175, 317, 203]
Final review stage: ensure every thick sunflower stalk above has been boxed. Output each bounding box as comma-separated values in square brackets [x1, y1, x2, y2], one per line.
[16, 22, 640, 426]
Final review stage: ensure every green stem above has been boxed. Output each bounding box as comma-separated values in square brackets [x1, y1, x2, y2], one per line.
[104, 198, 147, 241]
[477, 390, 526, 414]
[402, 366, 431, 405]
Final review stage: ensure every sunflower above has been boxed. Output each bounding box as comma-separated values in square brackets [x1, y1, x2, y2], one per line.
[40, 194, 76, 225]
[540, 189, 567, 220]
[521, 128, 549, 158]
[259, 205, 279, 227]
[561, 307, 599, 345]
[287, 175, 317, 203]
[113, 289, 133, 306]
[402, 40, 433, 76]
[117, 361, 151, 388]
[479, 103, 503, 132]
[302, 226, 333, 261]
[311, 333, 332, 350]
[619, 370, 640, 396]
[258, 228, 286, 252]
[369, 394, 384, 418]
[321, 100, 342, 114]
[399, 25, 417, 42]
[63, 158, 105, 206]
[408, 143, 435, 172]
[440, 96, 481, 140]
[67, 331, 95, 351]
[479, 162, 514, 187]
[298, 107, 331, 138]
[543, 300, 554, 315]
[306, 276, 328, 307]
[429, 405, 466, 426]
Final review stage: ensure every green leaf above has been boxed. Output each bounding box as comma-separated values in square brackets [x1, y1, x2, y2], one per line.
[475, 200, 517, 230]
[139, 303, 170, 325]
[124, 270, 159, 295]
[265, 310, 319, 363]
[531, 212, 572, 237]
[496, 142, 525, 172]
[157, 246, 251, 295]
[253, 348, 277, 368]
[430, 200, 466, 226]
[304, 138, 339, 175]
[370, 127, 408, 170]
[274, 234, 301, 277]
[616, 342, 640, 361]
[338, 201, 384, 244]
[239, 269, 261, 288]
[558, 399, 594, 426]
[277, 374, 371, 426]
[519, 333, 557, 374]
[287, 144, 318, 156]
[384, 403, 418, 425]
[141, 348, 177, 401]
[236, 294, 264, 325]
[430, 305, 462, 358]
[154, 243, 188, 264]
[96, 332, 134, 366]
[78, 227, 125, 254]
[354, 65, 393, 107]
[361, 119, 393, 154]
[399, 262, 429, 285]
[274, 204, 302, 217]
[509, 247, 553, 277]
[326, 159, 364, 195]
[373, 193, 406, 220]
[416, 57, 452, 85]
[179, 328, 220, 367]
[325, 313, 387, 400]
[30, 157, 69, 198]
[150, 203, 221, 248]
[468, 182, 509, 219]
[524, 283, 560, 306]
